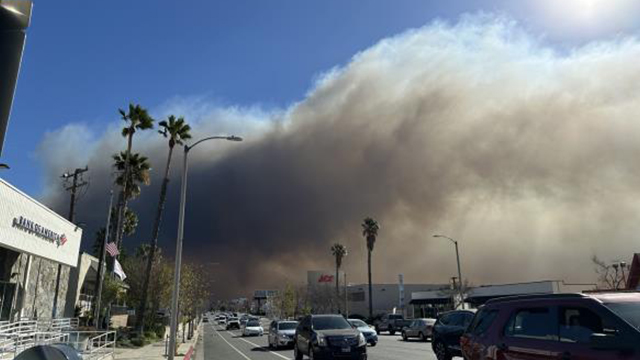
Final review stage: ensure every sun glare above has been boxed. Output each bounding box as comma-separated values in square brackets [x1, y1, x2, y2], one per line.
[534, 0, 639, 39]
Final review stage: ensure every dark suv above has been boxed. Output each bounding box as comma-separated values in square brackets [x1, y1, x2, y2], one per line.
[294, 314, 367, 360]
[431, 310, 475, 360]
[461, 292, 640, 360]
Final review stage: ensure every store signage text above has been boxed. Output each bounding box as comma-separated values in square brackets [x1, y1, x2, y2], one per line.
[318, 274, 334, 283]
[11, 216, 67, 247]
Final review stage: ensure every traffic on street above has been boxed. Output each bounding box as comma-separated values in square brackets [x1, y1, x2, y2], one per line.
[200, 314, 438, 360]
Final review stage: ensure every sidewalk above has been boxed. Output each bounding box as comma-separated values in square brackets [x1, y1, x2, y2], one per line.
[115, 323, 202, 360]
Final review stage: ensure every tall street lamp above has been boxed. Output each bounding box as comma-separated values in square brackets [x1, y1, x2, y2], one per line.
[168, 135, 242, 360]
[433, 234, 464, 309]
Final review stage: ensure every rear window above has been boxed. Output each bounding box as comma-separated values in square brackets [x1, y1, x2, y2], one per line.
[313, 316, 352, 330]
[468, 309, 498, 336]
[504, 307, 557, 341]
[278, 322, 298, 330]
[603, 302, 640, 329]
[247, 320, 260, 327]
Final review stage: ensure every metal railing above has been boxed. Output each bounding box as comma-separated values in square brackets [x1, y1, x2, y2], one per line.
[0, 318, 114, 360]
[64, 331, 116, 360]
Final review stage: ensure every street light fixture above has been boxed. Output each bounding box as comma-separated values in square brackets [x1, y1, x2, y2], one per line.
[0, 163, 8, 169]
[168, 135, 242, 360]
[433, 234, 465, 309]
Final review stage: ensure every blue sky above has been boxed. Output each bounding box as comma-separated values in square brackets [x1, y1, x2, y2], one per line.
[4, 0, 640, 195]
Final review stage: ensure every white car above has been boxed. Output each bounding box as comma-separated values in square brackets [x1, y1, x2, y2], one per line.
[242, 319, 264, 336]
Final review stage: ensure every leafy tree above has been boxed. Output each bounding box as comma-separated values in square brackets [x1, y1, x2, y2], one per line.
[137, 115, 191, 332]
[361, 217, 380, 318]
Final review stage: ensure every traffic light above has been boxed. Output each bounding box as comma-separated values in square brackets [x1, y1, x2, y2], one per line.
[0, 0, 32, 156]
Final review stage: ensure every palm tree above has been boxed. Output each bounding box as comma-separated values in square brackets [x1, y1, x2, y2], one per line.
[137, 115, 191, 332]
[331, 243, 347, 313]
[112, 152, 151, 201]
[361, 217, 380, 318]
[112, 104, 153, 249]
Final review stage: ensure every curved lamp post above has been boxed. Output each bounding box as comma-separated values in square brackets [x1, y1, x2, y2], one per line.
[168, 135, 242, 360]
[433, 234, 464, 309]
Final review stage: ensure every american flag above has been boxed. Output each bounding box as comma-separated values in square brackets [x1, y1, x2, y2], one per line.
[105, 242, 120, 257]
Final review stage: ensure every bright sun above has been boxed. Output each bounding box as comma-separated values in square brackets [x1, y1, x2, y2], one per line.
[535, 0, 639, 38]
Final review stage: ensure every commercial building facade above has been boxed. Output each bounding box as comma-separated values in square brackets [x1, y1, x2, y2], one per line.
[0, 178, 82, 320]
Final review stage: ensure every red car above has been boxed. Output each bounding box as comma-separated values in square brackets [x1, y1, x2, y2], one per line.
[460, 292, 640, 360]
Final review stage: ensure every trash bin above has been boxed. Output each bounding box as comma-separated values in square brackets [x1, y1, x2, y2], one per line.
[15, 344, 82, 360]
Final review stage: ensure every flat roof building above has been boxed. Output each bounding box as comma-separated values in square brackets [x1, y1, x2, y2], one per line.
[0, 178, 83, 320]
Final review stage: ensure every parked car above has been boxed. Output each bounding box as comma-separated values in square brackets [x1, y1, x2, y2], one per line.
[431, 309, 475, 360]
[268, 320, 299, 349]
[460, 292, 640, 360]
[401, 318, 437, 342]
[374, 313, 405, 335]
[294, 314, 367, 360]
[243, 319, 264, 336]
[348, 319, 378, 346]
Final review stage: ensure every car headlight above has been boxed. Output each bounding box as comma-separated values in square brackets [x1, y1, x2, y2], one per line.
[317, 334, 327, 347]
[358, 333, 366, 346]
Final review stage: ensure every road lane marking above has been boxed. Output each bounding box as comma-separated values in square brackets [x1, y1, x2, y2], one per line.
[212, 325, 252, 360]
[235, 335, 292, 360]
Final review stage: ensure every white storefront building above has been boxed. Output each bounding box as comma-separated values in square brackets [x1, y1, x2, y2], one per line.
[0, 178, 82, 320]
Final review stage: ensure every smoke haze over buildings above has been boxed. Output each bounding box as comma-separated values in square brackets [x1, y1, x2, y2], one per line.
[36, 15, 640, 297]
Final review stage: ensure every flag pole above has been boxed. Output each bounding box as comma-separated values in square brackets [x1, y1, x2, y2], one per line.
[94, 190, 113, 329]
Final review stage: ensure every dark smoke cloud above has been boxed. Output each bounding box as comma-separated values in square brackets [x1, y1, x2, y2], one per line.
[35, 15, 640, 298]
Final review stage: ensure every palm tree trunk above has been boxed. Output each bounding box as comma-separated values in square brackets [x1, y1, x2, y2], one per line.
[136, 145, 174, 332]
[113, 133, 134, 251]
[335, 264, 339, 313]
[368, 250, 373, 319]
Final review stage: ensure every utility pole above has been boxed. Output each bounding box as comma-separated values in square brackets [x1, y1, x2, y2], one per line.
[53, 166, 88, 318]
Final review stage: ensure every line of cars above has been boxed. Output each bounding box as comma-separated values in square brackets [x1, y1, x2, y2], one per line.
[212, 313, 265, 337]
[212, 291, 640, 359]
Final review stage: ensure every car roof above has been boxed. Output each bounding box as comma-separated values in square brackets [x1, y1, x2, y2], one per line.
[589, 291, 640, 303]
[311, 314, 343, 318]
[440, 309, 477, 315]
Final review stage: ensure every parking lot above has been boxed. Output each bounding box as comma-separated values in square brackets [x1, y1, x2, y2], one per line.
[197, 320, 440, 360]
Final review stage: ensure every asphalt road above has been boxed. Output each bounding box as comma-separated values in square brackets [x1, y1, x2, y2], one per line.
[196, 320, 440, 360]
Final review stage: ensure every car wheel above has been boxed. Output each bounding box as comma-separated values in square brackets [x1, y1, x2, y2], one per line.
[370, 341, 377, 347]
[402, 332, 408, 341]
[419, 332, 426, 342]
[294, 344, 303, 360]
[434, 341, 452, 360]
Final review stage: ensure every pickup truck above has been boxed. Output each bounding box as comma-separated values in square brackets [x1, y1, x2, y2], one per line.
[374, 314, 411, 335]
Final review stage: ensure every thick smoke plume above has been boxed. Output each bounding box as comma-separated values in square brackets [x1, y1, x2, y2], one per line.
[36, 16, 640, 298]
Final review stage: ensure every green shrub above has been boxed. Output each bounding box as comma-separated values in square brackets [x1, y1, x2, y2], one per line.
[154, 324, 166, 338]
[131, 338, 144, 347]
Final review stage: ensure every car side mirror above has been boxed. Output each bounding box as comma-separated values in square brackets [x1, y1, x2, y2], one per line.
[590, 333, 623, 351]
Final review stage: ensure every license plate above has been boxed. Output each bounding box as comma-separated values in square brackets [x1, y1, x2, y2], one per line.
[341, 347, 351, 353]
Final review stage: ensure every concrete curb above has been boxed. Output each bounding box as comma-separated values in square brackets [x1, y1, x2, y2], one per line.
[184, 320, 202, 360]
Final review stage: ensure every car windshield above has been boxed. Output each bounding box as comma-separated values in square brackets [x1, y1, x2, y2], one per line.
[278, 322, 298, 330]
[604, 302, 640, 329]
[349, 320, 367, 328]
[247, 320, 260, 327]
[312, 316, 353, 330]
